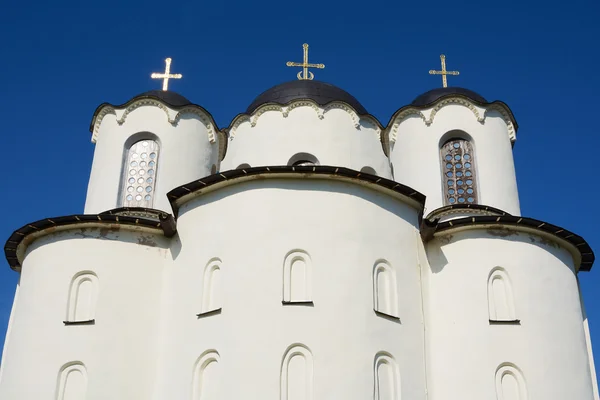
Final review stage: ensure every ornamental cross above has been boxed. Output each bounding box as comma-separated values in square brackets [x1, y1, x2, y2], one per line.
[429, 54, 460, 88]
[286, 43, 325, 80]
[150, 58, 182, 91]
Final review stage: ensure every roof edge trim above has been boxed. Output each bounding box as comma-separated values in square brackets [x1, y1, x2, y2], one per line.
[4, 209, 177, 272]
[89, 95, 220, 144]
[167, 166, 425, 217]
[386, 95, 518, 144]
[421, 215, 594, 271]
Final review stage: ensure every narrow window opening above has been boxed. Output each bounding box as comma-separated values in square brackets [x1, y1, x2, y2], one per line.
[121, 139, 160, 208]
[440, 137, 478, 205]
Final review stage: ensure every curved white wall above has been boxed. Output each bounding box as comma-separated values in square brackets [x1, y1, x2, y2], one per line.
[424, 228, 594, 399]
[0, 227, 168, 400]
[390, 104, 520, 215]
[222, 104, 390, 177]
[154, 179, 424, 399]
[85, 104, 219, 214]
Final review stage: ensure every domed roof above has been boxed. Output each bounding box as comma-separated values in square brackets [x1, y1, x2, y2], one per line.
[246, 80, 368, 115]
[411, 87, 487, 107]
[133, 90, 192, 107]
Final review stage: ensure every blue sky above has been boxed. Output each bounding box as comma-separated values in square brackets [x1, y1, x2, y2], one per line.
[1, 0, 599, 375]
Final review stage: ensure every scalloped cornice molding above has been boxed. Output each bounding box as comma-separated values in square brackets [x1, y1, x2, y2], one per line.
[228, 100, 381, 140]
[388, 97, 516, 143]
[91, 99, 216, 144]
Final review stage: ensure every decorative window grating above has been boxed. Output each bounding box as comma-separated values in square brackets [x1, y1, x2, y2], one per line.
[440, 138, 478, 205]
[122, 140, 159, 207]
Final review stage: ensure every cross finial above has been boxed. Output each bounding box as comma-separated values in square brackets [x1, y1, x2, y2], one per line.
[150, 57, 182, 91]
[429, 54, 460, 88]
[286, 43, 325, 80]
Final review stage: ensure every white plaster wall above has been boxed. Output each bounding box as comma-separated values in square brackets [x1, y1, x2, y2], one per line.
[222, 105, 390, 177]
[85, 105, 219, 214]
[0, 228, 169, 400]
[425, 229, 594, 399]
[391, 105, 520, 215]
[153, 179, 424, 399]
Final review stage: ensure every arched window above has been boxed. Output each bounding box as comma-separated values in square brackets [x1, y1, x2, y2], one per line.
[495, 363, 528, 400]
[280, 344, 313, 400]
[55, 362, 87, 400]
[488, 267, 518, 322]
[373, 352, 401, 400]
[288, 153, 319, 167]
[440, 138, 477, 205]
[65, 272, 99, 324]
[283, 250, 312, 304]
[122, 139, 160, 208]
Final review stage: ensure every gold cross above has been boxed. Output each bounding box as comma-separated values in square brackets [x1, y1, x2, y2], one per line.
[286, 43, 325, 80]
[150, 58, 182, 91]
[429, 54, 460, 88]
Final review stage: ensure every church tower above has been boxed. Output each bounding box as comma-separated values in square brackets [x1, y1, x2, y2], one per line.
[0, 51, 597, 400]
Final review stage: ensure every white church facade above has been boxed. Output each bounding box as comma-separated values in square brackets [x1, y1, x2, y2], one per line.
[0, 52, 598, 399]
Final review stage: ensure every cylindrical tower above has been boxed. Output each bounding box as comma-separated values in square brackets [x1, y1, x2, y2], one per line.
[154, 169, 427, 400]
[85, 90, 220, 214]
[222, 81, 390, 178]
[388, 87, 520, 215]
[421, 209, 596, 399]
[0, 211, 175, 399]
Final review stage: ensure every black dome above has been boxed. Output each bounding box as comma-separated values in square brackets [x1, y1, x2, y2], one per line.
[133, 90, 192, 107]
[247, 80, 368, 115]
[411, 87, 487, 107]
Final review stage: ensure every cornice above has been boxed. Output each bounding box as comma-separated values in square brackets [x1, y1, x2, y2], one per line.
[386, 95, 518, 144]
[227, 99, 383, 140]
[4, 208, 177, 272]
[90, 97, 219, 144]
[420, 214, 594, 272]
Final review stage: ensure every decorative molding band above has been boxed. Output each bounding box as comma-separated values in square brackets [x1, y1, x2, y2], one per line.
[228, 100, 381, 139]
[92, 100, 216, 144]
[91, 107, 116, 143]
[388, 109, 427, 142]
[388, 97, 516, 144]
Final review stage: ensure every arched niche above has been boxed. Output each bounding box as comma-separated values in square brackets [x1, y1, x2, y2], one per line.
[488, 267, 518, 322]
[373, 352, 401, 400]
[192, 350, 221, 400]
[280, 344, 313, 400]
[495, 363, 528, 400]
[55, 361, 87, 400]
[65, 272, 99, 324]
[283, 250, 312, 304]
[373, 260, 399, 319]
[201, 258, 222, 314]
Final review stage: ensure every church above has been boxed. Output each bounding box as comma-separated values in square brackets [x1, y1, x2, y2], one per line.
[0, 45, 597, 399]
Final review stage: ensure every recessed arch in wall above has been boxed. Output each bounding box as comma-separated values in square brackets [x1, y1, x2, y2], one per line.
[283, 250, 312, 304]
[280, 344, 313, 400]
[236, 163, 251, 169]
[373, 352, 401, 400]
[65, 271, 99, 323]
[288, 153, 319, 167]
[201, 258, 222, 314]
[373, 260, 399, 319]
[495, 363, 528, 400]
[440, 133, 478, 206]
[192, 350, 221, 400]
[55, 361, 87, 400]
[488, 267, 517, 322]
